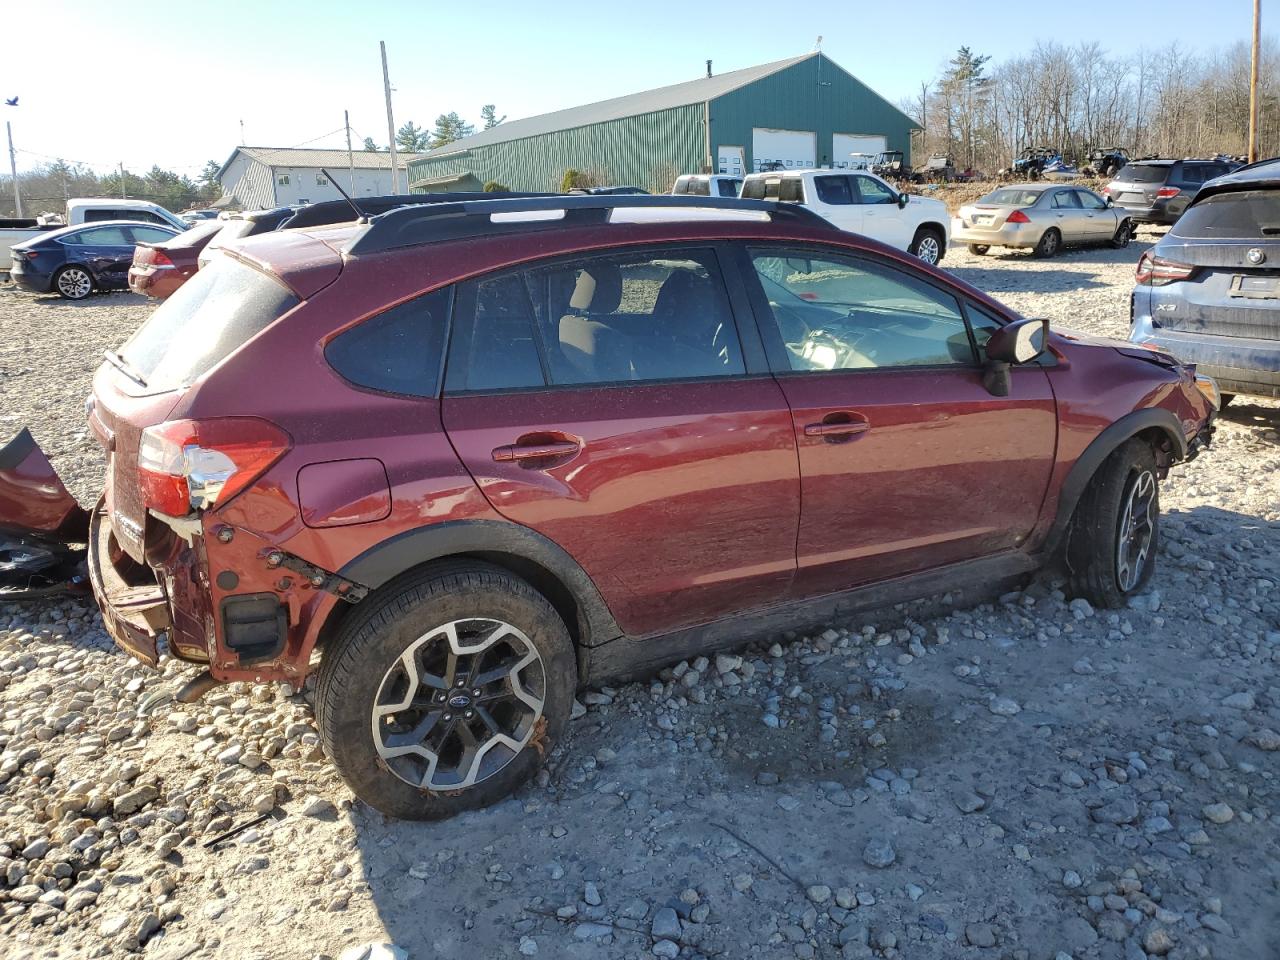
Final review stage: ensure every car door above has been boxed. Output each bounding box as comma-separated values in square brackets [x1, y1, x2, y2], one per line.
[1048, 189, 1085, 242]
[61, 225, 136, 289]
[807, 175, 863, 234]
[441, 244, 800, 638]
[737, 244, 1057, 597]
[851, 174, 909, 250]
[1074, 189, 1114, 241]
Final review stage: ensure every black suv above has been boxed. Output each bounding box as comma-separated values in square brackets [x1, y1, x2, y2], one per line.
[1105, 158, 1239, 225]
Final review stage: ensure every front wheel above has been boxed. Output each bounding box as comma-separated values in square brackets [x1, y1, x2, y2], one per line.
[1065, 439, 1160, 608]
[54, 266, 94, 300]
[910, 227, 944, 265]
[316, 561, 576, 819]
[967, 244, 990, 256]
[1110, 221, 1132, 248]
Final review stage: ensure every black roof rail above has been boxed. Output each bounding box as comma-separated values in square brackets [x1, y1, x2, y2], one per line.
[343, 194, 836, 256]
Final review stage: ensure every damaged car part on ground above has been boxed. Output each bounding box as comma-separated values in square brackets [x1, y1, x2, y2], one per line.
[0, 194, 1217, 820]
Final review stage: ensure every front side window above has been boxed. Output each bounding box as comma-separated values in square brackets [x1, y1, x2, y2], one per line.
[446, 249, 745, 392]
[814, 176, 853, 205]
[129, 226, 177, 243]
[1076, 190, 1108, 210]
[852, 175, 897, 205]
[749, 250, 976, 371]
[326, 289, 450, 397]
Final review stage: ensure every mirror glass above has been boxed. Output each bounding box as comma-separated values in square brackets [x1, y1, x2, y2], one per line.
[1014, 321, 1046, 362]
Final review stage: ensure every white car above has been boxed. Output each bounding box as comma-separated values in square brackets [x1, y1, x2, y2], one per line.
[740, 169, 950, 264]
[671, 174, 743, 198]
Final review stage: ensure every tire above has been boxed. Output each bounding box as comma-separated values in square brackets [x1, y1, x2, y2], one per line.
[316, 560, 576, 820]
[1110, 220, 1132, 249]
[967, 244, 990, 256]
[910, 227, 945, 265]
[1065, 439, 1160, 609]
[1034, 228, 1061, 258]
[54, 266, 94, 300]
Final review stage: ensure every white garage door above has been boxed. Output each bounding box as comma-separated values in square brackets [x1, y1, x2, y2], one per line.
[752, 128, 816, 172]
[833, 134, 887, 169]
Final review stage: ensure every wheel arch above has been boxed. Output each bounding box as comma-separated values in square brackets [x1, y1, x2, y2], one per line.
[314, 520, 624, 658]
[1040, 408, 1185, 559]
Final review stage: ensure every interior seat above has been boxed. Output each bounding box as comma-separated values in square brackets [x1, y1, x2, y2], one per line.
[558, 265, 633, 382]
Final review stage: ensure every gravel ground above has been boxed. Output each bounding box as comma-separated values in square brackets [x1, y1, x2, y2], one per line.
[1, 233, 1279, 960]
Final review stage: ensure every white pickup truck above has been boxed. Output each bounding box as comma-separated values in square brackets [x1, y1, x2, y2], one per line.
[740, 169, 951, 264]
[1, 199, 188, 273]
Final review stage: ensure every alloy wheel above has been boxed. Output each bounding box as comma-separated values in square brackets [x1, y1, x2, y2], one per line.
[1115, 469, 1156, 592]
[56, 268, 92, 300]
[371, 618, 546, 790]
[915, 235, 941, 264]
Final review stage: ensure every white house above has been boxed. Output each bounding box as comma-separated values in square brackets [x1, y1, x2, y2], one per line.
[215, 147, 429, 210]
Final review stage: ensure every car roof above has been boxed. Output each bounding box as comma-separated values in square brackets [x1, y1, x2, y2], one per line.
[989, 183, 1055, 192]
[69, 197, 167, 209]
[13, 220, 178, 246]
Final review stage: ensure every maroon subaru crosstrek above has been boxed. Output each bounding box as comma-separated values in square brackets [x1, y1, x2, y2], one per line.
[6, 195, 1217, 818]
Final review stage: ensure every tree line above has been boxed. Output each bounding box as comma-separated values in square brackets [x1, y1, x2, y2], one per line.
[909, 39, 1280, 172]
[0, 160, 222, 219]
[364, 104, 504, 154]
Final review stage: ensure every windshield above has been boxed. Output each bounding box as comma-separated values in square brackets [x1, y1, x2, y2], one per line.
[1173, 190, 1280, 239]
[1117, 164, 1170, 184]
[980, 189, 1043, 206]
[118, 257, 298, 391]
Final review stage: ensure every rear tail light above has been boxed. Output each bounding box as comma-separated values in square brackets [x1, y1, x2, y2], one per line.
[150, 249, 175, 267]
[24, 250, 40, 260]
[1135, 252, 1194, 286]
[1007, 210, 1030, 223]
[1155, 187, 1180, 199]
[138, 418, 291, 517]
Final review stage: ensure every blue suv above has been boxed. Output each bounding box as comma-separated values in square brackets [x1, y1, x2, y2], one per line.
[1130, 158, 1280, 402]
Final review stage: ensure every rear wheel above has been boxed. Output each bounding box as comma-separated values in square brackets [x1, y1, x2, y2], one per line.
[967, 244, 990, 256]
[316, 561, 576, 819]
[1066, 439, 1160, 608]
[54, 266, 93, 300]
[910, 227, 944, 265]
[1034, 228, 1061, 258]
[1110, 221, 1132, 248]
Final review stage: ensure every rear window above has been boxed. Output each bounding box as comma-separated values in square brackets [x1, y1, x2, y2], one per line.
[1118, 164, 1170, 184]
[204, 220, 255, 255]
[1172, 189, 1280, 239]
[118, 257, 298, 391]
[981, 188, 1042, 206]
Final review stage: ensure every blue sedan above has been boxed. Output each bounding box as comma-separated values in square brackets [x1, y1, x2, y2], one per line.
[9, 221, 181, 300]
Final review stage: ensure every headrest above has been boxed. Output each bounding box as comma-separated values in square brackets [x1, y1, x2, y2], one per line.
[568, 264, 623, 314]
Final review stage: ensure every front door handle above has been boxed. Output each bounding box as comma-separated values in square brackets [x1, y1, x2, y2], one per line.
[492, 437, 582, 464]
[804, 415, 870, 442]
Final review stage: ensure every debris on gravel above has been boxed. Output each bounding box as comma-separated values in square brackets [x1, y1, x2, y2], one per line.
[2, 241, 1279, 958]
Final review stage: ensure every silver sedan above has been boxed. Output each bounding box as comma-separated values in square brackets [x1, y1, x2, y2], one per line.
[952, 184, 1133, 257]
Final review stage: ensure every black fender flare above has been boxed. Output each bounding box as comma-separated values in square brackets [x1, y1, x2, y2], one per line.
[337, 519, 623, 647]
[1040, 407, 1186, 558]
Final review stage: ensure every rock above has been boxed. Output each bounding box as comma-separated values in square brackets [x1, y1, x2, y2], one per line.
[570, 699, 587, 720]
[965, 922, 997, 948]
[1090, 796, 1138, 824]
[807, 884, 832, 904]
[337, 945, 408, 960]
[732, 873, 753, 892]
[113, 784, 159, 816]
[518, 936, 538, 956]
[954, 790, 986, 813]
[862, 838, 896, 868]
[100, 914, 130, 937]
[216, 743, 243, 764]
[1069, 598, 1094, 619]
[988, 697, 1021, 716]
[583, 881, 601, 906]
[1063, 870, 1082, 889]
[652, 941, 679, 959]
[10, 885, 43, 903]
[1202, 802, 1234, 824]
[1200, 913, 1235, 936]
[573, 922, 613, 939]
[1245, 728, 1280, 751]
[1221, 691, 1255, 710]
[1144, 927, 1175, 956]
[652, 907, 682, 940]
[1060, 770, 1085, 788]
[300, 795, 335, 818]
[1062, 917, 1098, 951]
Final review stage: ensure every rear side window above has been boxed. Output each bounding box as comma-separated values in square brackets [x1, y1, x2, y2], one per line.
[1172, 190, 1280, 239]
[68, 226, 131, 244]
[118, 258, 298, 392]
[717, 179, 741, 197]
[326, 289, 451, 397]
[1121, 165, 1170, 184]
[814, 176, 853, 205]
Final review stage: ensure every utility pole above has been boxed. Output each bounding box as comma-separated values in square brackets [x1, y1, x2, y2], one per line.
[6, 121, 21, 217]
[381, 41, 399, 194]
[119, 162, 126, 199]
[345, 110, 356, 194]
[1249, 0, 1261, 163]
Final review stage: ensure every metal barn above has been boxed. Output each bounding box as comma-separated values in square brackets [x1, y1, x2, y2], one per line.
[406, 53, 920, 194]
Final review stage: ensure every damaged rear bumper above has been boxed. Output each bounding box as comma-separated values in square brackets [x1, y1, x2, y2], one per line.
[85, 501, 171, 666]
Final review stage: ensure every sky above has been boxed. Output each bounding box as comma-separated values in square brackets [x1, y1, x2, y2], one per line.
[1, 0, 1265, 176]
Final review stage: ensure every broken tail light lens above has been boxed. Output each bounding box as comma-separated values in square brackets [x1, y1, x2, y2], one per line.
[1135, 252, 1193, 286]
[138, 418, 291, 517]
[1155, 187, 1180, 199]
[1006, 210, 1030, 223]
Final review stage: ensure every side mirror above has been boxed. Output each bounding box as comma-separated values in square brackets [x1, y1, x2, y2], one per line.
[1105, 195, 1114, 206]
[897, 192, 910, 208]
[982, 317, 1049, 397]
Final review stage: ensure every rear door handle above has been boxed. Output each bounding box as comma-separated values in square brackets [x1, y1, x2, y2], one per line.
[492, 438, 582, 464]
[804, 419, 870, 440]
